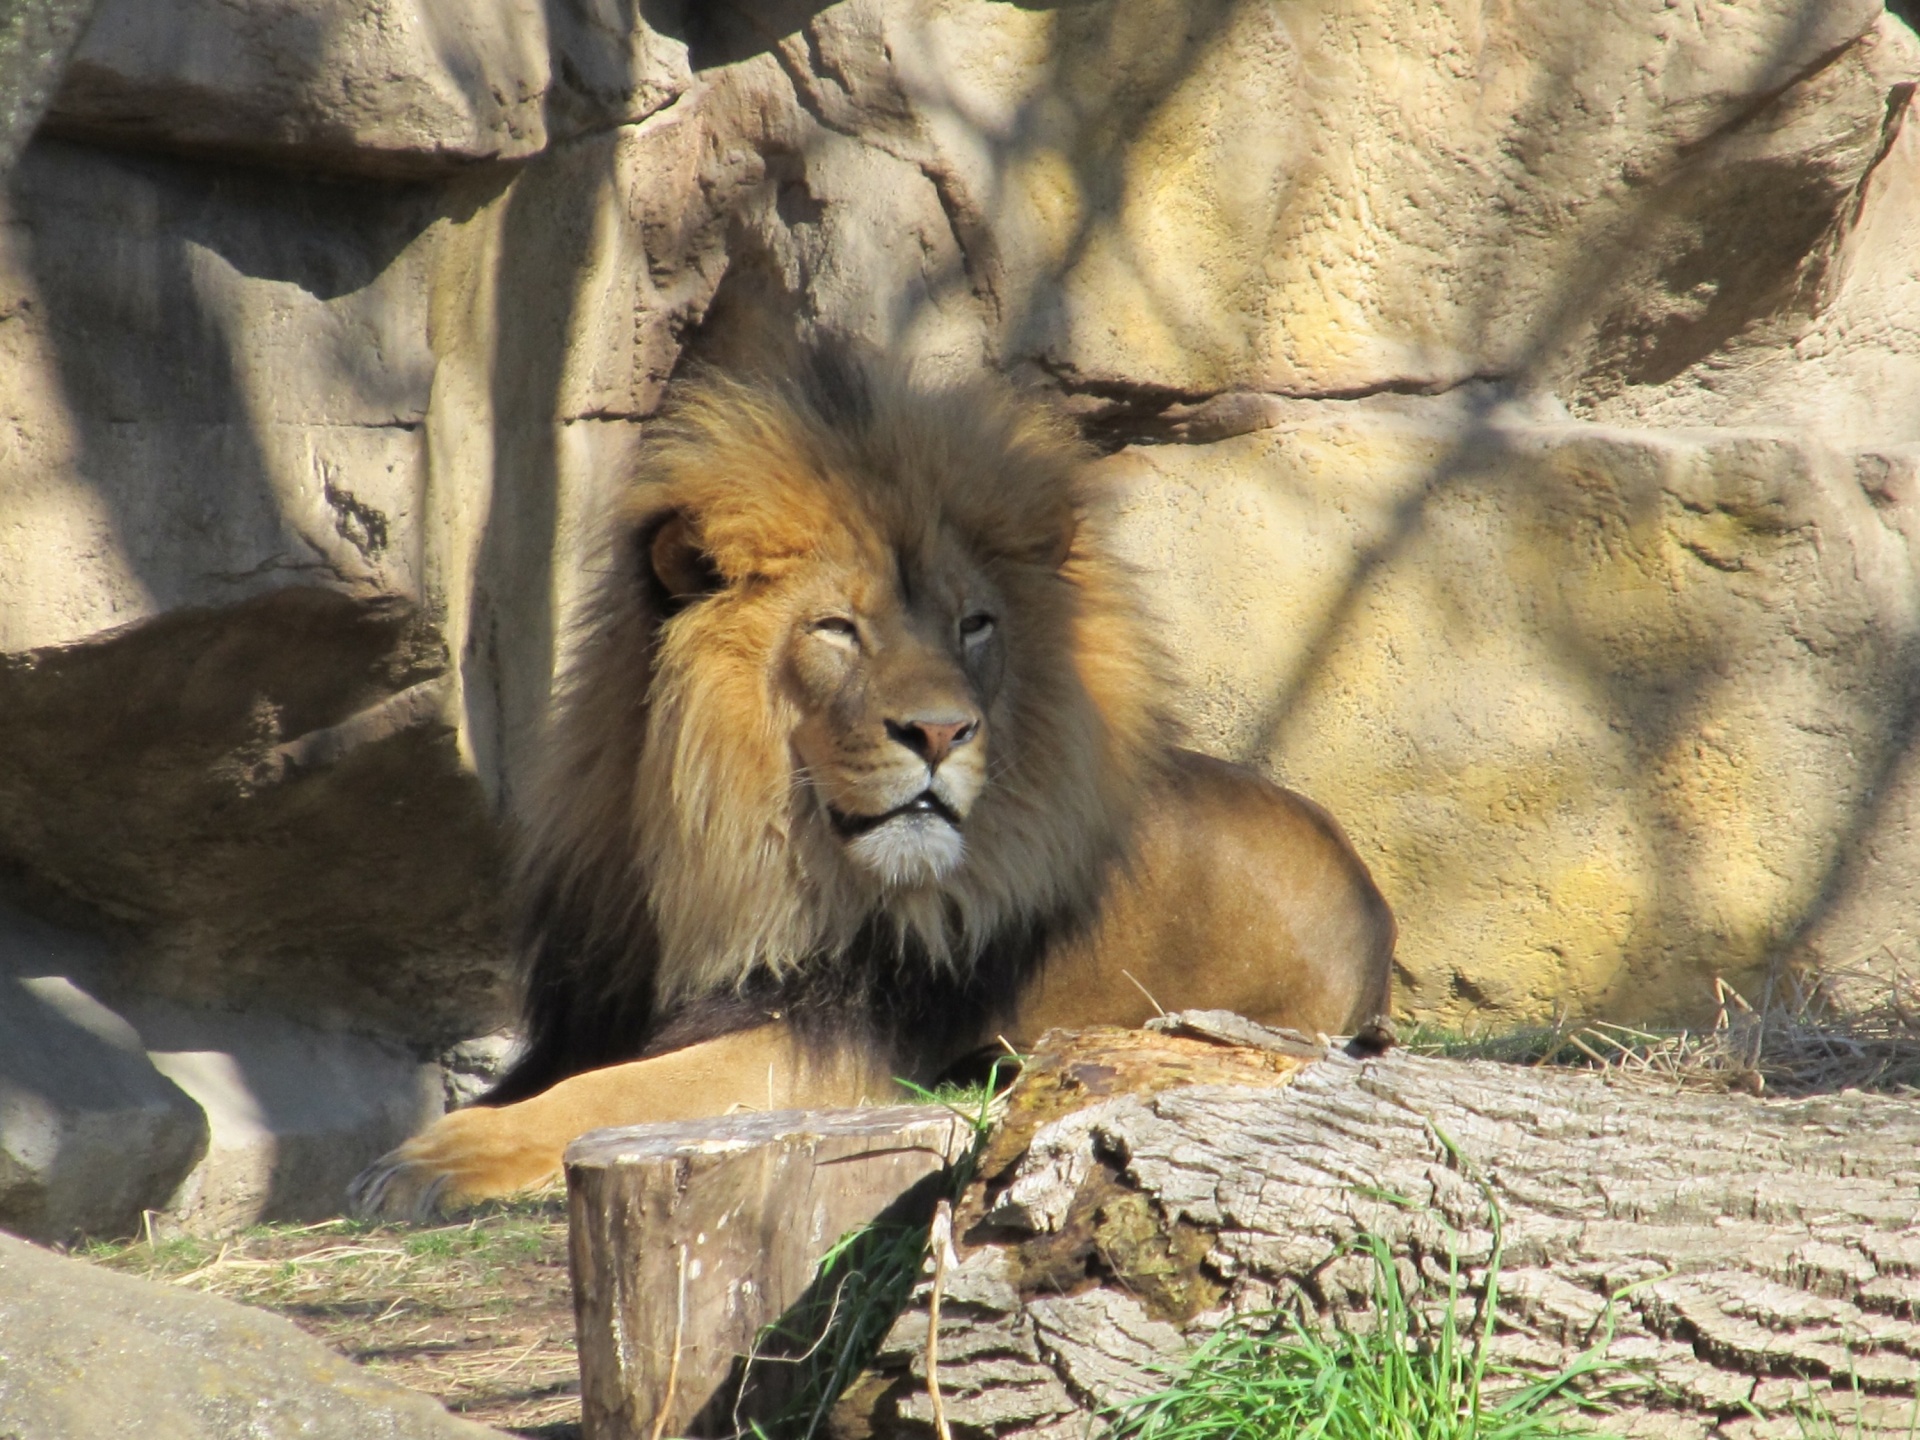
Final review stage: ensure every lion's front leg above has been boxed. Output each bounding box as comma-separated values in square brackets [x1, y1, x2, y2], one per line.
[348, 1023, 881, 1220]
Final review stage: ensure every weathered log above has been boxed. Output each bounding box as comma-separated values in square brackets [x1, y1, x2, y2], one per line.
[566, 1105, 972, 1440]
[837, 1044, 1920, 1440]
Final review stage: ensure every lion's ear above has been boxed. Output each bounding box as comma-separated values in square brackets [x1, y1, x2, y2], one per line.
[646, 513, 723, 608]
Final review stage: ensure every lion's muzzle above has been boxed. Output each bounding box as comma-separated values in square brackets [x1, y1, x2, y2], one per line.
[829, 789, 964, 837]
[883, 715, 978, 767]
[832, 785, 969, 887]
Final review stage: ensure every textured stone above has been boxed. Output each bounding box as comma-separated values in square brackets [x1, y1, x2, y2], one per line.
[704, 0, 1918, 430]
[682, 0, 1920, 1026]
[0, 62, 753, 1057]
[1588, 18, 1920, 447]
[1101, 399, 1920, 1024]
[0, 901, 208, 1248]
[43, 0, 691, 175]
[0, 586, 509, 1039]
[0, 904, 449, 1239]
[3, 0, 1920, 1194]
[440, 1030, 522, 1108]
[409, 88, 739, 810]
[0, 136, 498, 1037]
[0, 0, 94, 172]
[0, 960, 207, 1243]
[130, 1002, 444, 1234]
[0, 1230, 505, 1438]
[0, 138, 441, 652]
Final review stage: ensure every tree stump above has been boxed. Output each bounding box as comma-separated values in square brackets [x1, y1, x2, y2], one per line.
[566, 1106, 972, 1440]
[833, 1042, 1920, 1440]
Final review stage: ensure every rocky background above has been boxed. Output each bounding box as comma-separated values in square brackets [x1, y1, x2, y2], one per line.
[3, 0, 1919, 1240]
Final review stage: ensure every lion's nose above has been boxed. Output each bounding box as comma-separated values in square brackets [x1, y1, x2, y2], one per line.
[886, 715, 979, 767]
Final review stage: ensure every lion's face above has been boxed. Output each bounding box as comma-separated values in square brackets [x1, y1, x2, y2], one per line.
[535, 350, 1175, 1005]
[782, 530, 1006, 888]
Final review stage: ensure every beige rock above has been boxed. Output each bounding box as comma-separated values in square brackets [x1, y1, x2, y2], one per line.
[1101, 399, 1920, 1025]
[697, 48, 994, 381]
[43, 0, 691, 175]
[724, 0, 1915, 424]
[0, 579, 510, 1040]
[0, 0, 94, 172]
[1, 905, 452, 1240]
[130, 1002, 445, 1235]
[3, 0, 1920, 1195]
[0, 133, 500, 1034]
[0, 138, 440, 653]
[421, 90, 741, 808]
[0, 962, 207, 1243]
[1789, 448, 1920, 1009]
[1587, 21, 1920, 446]
[0, 1230, 505, 1438]
[0, 73, 747, 1052]
[684, 0, 1920, 1020]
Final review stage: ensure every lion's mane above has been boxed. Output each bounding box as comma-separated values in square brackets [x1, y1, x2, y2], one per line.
[486, 344, 1176, 1102]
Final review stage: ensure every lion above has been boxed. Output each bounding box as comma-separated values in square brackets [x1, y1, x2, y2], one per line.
[350, 341, 1394, 1219]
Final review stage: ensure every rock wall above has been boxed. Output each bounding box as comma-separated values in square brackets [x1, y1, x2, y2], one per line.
[3, 0, 1919, 1231]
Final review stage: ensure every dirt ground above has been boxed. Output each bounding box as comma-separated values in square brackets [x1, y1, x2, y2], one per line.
[66, 989, 1920, 1438]
[78, 1188, 581, 1438]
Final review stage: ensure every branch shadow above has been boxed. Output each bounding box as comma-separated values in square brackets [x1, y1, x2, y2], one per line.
[691, 1168, 949, 1440]
[838, 0, 1911, 1019]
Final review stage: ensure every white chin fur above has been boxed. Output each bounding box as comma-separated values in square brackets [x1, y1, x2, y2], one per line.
[845, 815, 965, 887]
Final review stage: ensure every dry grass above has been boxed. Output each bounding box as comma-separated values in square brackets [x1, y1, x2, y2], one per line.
[60, 977, 1919, 1438]
[1409, 970, 1920, 1098]
[77, 1187, 581, 1438]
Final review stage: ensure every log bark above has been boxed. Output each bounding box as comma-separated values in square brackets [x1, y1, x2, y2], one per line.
[836, 1044, 1920, 1440]
[567, 1106, 972, 1440]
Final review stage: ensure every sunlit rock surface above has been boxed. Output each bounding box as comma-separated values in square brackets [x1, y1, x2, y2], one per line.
[3, 0, 1919, 1230]
[0, 1230, 505, 1437]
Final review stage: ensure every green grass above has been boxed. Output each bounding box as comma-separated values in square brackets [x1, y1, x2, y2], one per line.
[1107, 1167, 1621, 1440]
[743, 1200, 936, 1440]
[739, 1064, 1014, 1440]
[900, 1075, 1003, 1112]
[1106, 1249, 1615, 1440]
[1773, 1364, 1920, 1440]
[1399, 1021, 1592, 1067]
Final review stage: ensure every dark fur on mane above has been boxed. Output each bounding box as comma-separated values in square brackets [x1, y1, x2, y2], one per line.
[485, 884, 1084, 1105]
[479, 337, 1172, 1107]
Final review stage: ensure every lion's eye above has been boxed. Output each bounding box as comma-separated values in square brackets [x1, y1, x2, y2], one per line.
[811, 617, 860, 644]
[959, 612, 996, 643]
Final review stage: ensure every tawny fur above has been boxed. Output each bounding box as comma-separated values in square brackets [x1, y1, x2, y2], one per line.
[493, 345, 1175, 1099]
[348, 344, 1395, 1219]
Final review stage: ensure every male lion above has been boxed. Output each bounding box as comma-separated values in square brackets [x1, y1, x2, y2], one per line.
[351, 343, 1393, 1219]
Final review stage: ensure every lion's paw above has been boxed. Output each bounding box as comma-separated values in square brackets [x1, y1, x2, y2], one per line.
[347, 1107, 561, 1221]
[348, 1150, 454, 1222]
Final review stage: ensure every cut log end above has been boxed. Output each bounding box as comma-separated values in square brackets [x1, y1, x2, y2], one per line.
[566, 1105, 973, 1440]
